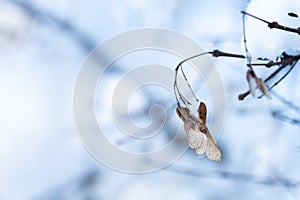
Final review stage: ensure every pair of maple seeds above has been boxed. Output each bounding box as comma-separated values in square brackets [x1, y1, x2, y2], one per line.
[173, 51, 222, 162]
[176, 102, 222, 162]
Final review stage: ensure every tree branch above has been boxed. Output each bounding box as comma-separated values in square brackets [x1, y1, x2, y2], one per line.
[242, 11, 300, 35]
[238, 53, 300, 100]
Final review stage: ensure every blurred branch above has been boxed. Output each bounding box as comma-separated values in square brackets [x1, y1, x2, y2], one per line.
[34, 169, 100, 200]
[270, 91, 300, 126]
[8, 0, 96, 52]
[7, 0, 128, 75]
[272, 111, 300, 125]
[167, 164, 300, 188]
[272, 91, 300, 113]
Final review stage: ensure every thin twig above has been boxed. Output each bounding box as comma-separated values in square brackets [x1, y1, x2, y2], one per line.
[211, 49, 245, 59]
[239, 54, 300, 100]
[174, 50, 245, 105]
[242, 11, 253, 70]
[242, 11, 300, 35]
[241, 11, 270, 24]
[180, 64, 199, 102]
[174, 52, 210, 105]
[268, 60, 298, 91]
[264, 66, 287, 83]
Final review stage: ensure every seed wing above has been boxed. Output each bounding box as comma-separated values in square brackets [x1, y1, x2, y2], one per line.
[205, 131, 222, 162]
[186, 129, 207, 155]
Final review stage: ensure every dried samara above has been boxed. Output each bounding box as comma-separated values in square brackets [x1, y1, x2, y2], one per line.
[176, 102, 221, 162]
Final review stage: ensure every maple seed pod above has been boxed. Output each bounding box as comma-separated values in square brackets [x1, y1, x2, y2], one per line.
[246, 70, 256, 97]
[176, 103, 222, 162]
[198, 102, 207, 125]
[256, 78, 272, 99]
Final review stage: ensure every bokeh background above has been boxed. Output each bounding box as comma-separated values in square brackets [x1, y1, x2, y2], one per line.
[1, 0, 300, 199]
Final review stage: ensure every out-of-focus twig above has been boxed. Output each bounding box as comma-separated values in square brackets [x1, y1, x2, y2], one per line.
[8, 0, 95, 52]
[270, 91, 300, 126]
[272, 111, 300, 125]
[166, 163, 300, 188]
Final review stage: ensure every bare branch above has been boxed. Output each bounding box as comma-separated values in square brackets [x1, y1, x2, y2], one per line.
[174, 50, 246, 105]
[211, 49, 245, 59]
[268, 60, 298, 91]
[238, 53, 300, 100]
[242, 11, 300, 35]
[242, 11, 253, 70]
[174, 52, 210, 105]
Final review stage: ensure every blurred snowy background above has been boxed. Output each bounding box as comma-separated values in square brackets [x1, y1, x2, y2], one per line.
[1, 0, 300, 199]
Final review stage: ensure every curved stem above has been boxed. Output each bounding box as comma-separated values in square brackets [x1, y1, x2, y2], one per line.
[174, 52, 210, 106]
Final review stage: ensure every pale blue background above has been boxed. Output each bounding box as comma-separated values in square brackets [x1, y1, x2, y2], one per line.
[1, 0, 300, 199]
